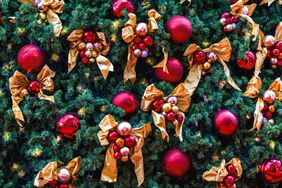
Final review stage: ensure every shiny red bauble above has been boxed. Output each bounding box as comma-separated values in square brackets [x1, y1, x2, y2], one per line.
[56, 114, 80, 139]
[264, 111, 272, 120]
[112, 91, 138, 115]
[176, 113, 184, 122]
[143, 35, 154, 46]
[272, 48, 280, 57]
[165, 15, 193, 43]
[224, 175, 235, 187]
[259, 157, 282, 183]
[59, 184, 68, 188]
[166, 112, 175, 121]
[114, 152, 122, 160]
[124, 135, 136, 147]
[155, 57, 183, 83]
[162, 148, 190, 177]
[108, 131, 119, 142]
[214, 110, 238, 137]
[113, 144, 120, 152]
[229, 0, 239, 4]
[152, 99, 165, 112]
[17, 44, 45, 73]
[226, 164, 237, 176]
[28, 80, 42, 94]
[194, 51, 206, 63]
[237, 51, 256, 70]
[83, 31, 97, 43]
[276, 41, 282, 51]
[48, 180, 58, 187]
[111, 0, 135, 18]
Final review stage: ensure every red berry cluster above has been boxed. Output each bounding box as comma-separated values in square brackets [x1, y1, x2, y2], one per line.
[220, 13, 238, 33]
[223, 164, 238, 187]
[265, 38, 282, 68]
[237, 51, 256, 71]
[48, 180, 68, 188]
[108, 123, 137, 162]
[78, 31, 104, 64]
[152, 96, 184, 126]
[131, 35, 154, 58]
[28, 80, 42, 95]
[261, 90, 276, 125]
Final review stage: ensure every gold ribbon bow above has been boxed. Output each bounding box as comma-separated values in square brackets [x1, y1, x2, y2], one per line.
[231, 0, 259, 41]
[203, 158, 243, 188]
[18, 0, 65, 37]
[34, 156, 82, 188]
[141, 83, 189, 142]
[67, 29, 113, 78]
[9, 65, 55, 131]
[121, 9, 161, 83]
[183, 38, 241, 97]
[260, 0, 282, 6]
[244, 78, 282, 131]
[97, 115, 152, 186]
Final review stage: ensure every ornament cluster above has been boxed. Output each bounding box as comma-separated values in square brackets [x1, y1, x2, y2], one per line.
[261, 90, 276, 125]
[265, 36, 282, 68]
[193, 50, 219, 75]
[48, 168, 72, 188]
[259, 157, 282, 184]
[108, 122, 137, 161]
[220, 12, 238, 33]
[36, 0, 49, 24]
[152, 96, 184, 125]
[223, 164, 239, 187]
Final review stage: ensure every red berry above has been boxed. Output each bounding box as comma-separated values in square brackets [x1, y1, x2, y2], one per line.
[194, 51, 206, 63]
[166, 112, 175, 121]
[139, 43, 146, 50]
[226, 18, 232, 24]
[48, 180, 58, 187]
[131, 44, 138, 51]
[134, 36, 142, 44]
[143, 35, 154, 46]
[109, 131, 119, 142]
[114, 152, 122, 160]
[82, 57, 89, 64]
[84, 31, 97, 43]
[266, 49, 272, 58]
[59, 184, 69, 188]
[264, 111, 272, 120]
[226, 164, 237, 176]
[220, 12, 230, 19]
[231, 16, 238, 23]
[79, 50, 86, 58]
[177, 113, 184, 122]
[275, 41, 282, 51]
[152, 99, 165, 112]
[262, 102, 268, 112]
[224, 175, 235, 187]
[272, 48, 280, 57]
[277, 60, 282, 66]
[113, 144, 120, 152]
[28, 80, 42, 94]
[223, 26, 229, 33]
[246, 51, 256, 63]
[124, 135, 136, 147]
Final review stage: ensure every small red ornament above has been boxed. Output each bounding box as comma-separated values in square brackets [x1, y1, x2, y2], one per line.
[111, 0, 135, 18]
[262, 102, 268, 112]
[214, 110, 238, 137]
[231, 16, 238, 22]
[226, 164, 237, 176]
[81, 57, 89, 64]
[165, 15, 193, 43]
[131, 44, 138, 51]
[162, 148, 190, 177]
[114, 152, 122, 160]
[143, 35, 154, 46]
[56, 113, 80, 139]
[79, 50, 86, 58]
[28, 80, 42, 94]
[48, 180, 58, 187]
[112, 91, 138, 115]
[113, 144, 120, 152]
[276, 41, 282, 50]
[134, 36, 142, 44]
[194, 51, 206, 63]
[155, 57, 183, 83]
[266, 49, 272, 58]
[152, 99, 165, 112]
[166, 112, 175, 121]
[264, 111, 272, 120]
[176, 113, 184, 122]
[139, 43, 146, 50]
[83, 31, 97, 43]
[220, 12, 230, 19]
[108, 131, 119, 142]
[272, 48, 280, 57]
[124, 135, 136, 147]
[278, 60, 282, 66]
[17, 44, 45, 73]
[59, 184, 69, 188]
[259, 157, 282, 183]
[224, 175, 235, 187]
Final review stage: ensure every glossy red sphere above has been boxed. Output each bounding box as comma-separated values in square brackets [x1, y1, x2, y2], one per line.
[56, 114, 80, 139]
[162, 148, 190, 177]
[177, 113, 184, 122]
[112, 91, 138, 115]
[152, 99, 165, 112]
[214, 110, 238, 137]
[224, 175, 235, 187]
[83, 31, 97, 43]
[155, 57, 183, 83]
[59, 184, 69, 188]
[111, 0, 135, 18]
[259, 158, 282, 183]
[108, 131, 119, 142]
[262, 102, 268, 112]
[272, 48, 280, 57]
[81, 57, 89, 64]
[114, 152, 122, 160]
[264, 111, 272, 120]
[17, 44, 45, 73]
[226, 164, 237, 176]
[134, 36, 142, 44]
[165, 16, 193, 43]
[139, 43, 146, 50]
[124, 135, 136, 147]
[28, 80, 42, 94]
[113, 144, 120, 152]
[48, 180, 58, 187]
[275, 41, 282, 51]
[143, 35, 154, 46]
[194, 51, 206, 63]
[166, 112, 175, 121]
[220, 12, 230, 19]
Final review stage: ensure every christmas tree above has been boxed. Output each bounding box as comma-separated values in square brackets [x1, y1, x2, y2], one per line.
[0, 0, 281, 187]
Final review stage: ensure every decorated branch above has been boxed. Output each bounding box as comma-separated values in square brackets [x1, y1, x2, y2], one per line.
[97, 115, 151, 186]
[9, 65, 55, 130]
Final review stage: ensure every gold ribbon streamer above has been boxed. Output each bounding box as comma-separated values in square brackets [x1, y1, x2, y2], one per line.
[34, 156, 82, 188]
[203, 158, 243, 187]
[141, 83, 189, 142]
[97, 115, 152, 186]
[9, 65, 55, 131]
[260, 0, 282, 6]
[18, 0, 65, 37]
[122, 9, 161, 83]
[67, 30, 113, 78]
[153, 47, 169, 73]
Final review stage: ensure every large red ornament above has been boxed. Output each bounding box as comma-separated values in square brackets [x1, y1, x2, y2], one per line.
[214, 110, 238, 137]
[162, 148, 190, 177]
[155, 57, 183, 83]
[28, 80, 42, 95]
[111, 0, 135, 18]
[259, 157, 282, 183]
[237, 51, 256, 71]
[165, 16, 193, 43]
[112, 91, 138, 115]
[56, 113, 80, 139]
[17, 44, 45, 73]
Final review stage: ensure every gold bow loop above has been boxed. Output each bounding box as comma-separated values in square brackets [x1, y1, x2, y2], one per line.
[97, 115, 152, 186]
[141, 83, 189, 142]
[34, 157, 82, 188]
[18, 0, 65, 37]
[67, 29, 113, 79]
[203, 158, 243, 187]
[122, 9, 161, 83]
[9, 65, 55, 130]
[260, 0, 282, 6]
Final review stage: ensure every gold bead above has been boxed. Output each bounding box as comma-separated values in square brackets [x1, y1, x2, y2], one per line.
[78, 108, 86, 116]
[268, 119, 275, 125]
[89, 58, 95, 63]
[269, 141, 276, 149]
[3, 131, 11, 141]
[202, 40, 210, 48]
[7, 43, 13, 50]
[85, 50, 92, 58]
[268, 105, 275, 113]
[61, 27, 68, 36]
[100, 105, 107, 112]
[162, 103, 172, 113]
[91, 51, 99, 58]
[18, 170, 26, 177]
[78, 42, 86, 50]
[39, 13, 46, 20]
[17, 27, 25, 35]
[146, 57, 155, 66]
[115, 138, 125, 148]
[111, 21, 121, 30]
[32, 148, 42, 157]
[11, 163, 20, 172]
[110, 34, 117, 42]
[203, 62, 211, 71]
[51, 53, 60, 62]
[37, 19, 43, 24]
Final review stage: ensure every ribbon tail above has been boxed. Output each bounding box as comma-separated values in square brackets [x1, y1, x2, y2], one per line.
[101, 144, 118, 183]
[152, 110, 169, 142]
[123, 45, 138, 83]
[184, 64, 202, 96]
[46, 9, 62, 37]
[219, 60, 241, 91]
[96, 55, 114, 80]
[175, 112, 185, 142]
[68, 48, 79, 73]
[241, 14, 259, 41]
[250, 97, 264, 132]
[38, 93, 55, 103]
[12, 98, 25, 131]
[153, 47, 169, 73]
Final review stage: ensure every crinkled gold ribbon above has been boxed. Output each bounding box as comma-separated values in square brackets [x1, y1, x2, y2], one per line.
[260, 0, 282, 6]
[18, 0, 65, 37]
[34, 156, 81, 188]
[183, 38, 241, 98]
[244, 78, 282, 131]
[153, 47, 169, 73]
[141, 83, 189, 142]
[9, 65, 55, 131]
[231, 0, 259, 41]
[203, 158, 243, 187]
[67, 29, 113, 79]
[97, 115, 152, 186]
[122, 9, 161, 83]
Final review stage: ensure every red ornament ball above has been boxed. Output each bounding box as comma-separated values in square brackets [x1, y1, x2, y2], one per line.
[59, 184, 69, 188]
[112, 91, 138, 115]
[17, 44, 45, 73]
[56, 113, 80, 139]
[194, 51, 206, 63]
[162, 148, 190, 177]
[259, 157, 282, 183]
[276, 41, 282, 51]
[28, 80, 42, 94]
[226, 164, 237, 176]
[113, 144, 120, 152]
[143, 35, 154, 46]
[264, 111, 272, 120]
[214, 110, 238, 137]
[111, 0, 135, 18]
[83, 31, 97, 43]
[155, 57, 183, 83]
[166, 112, 175, 121]
[48, 180, 58, 188]
[237, 51, 256, 71]
[229, 0, 239, 4]
[224, 175, 235, 187]
[165, 15, 193, 43]
[114, 152, 122, 160]
[124, 135, 136, 147]
[108, 131, 119, 142]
